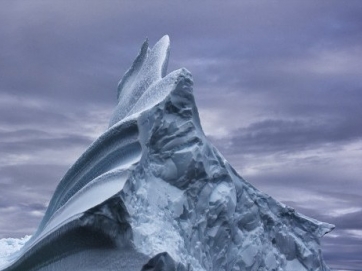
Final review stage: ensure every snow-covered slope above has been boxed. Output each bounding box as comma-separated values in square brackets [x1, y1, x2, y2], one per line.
[0, 36, 334, 271]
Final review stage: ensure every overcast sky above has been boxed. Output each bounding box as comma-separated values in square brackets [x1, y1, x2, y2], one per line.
[0, 1, 361, 270]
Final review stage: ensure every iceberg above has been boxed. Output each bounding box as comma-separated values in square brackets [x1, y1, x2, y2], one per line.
[0, 35, 334, 271]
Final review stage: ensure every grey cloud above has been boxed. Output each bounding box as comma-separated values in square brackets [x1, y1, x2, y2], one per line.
[217, 117, 362, 156]
[0, 163, 68, 238]
[1, 0, 362, 269]
[0, 131, 92, 154]
[243, 167, 360, 199]
[329, 211, 362, 232]
[0, 100, 71, 128]
[0, 164, 68, 194]
[0, 129, 52, 141]
[322, 234, 362, 271]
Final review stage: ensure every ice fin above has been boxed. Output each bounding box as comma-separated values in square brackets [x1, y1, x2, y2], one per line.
[117, 39, 149, 102]
[109, 35, 170, 127]
[317, 222, 335, 238]
[147, 34, 170, 79]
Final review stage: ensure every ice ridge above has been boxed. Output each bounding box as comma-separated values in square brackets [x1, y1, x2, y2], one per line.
[1, 35, 334, 271]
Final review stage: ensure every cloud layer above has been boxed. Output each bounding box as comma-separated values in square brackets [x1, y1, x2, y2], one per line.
[0, 1, 361, 270]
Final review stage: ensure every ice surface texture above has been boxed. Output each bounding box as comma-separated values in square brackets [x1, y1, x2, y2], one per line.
[1, 36, 334, 271]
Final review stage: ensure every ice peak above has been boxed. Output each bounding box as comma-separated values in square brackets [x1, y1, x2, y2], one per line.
[109, 35, 171, 127]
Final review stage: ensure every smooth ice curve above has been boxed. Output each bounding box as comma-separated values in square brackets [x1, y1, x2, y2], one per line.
[1, 35, 334, 271]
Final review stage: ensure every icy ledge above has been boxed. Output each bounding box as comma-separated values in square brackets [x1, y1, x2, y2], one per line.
[1, 36, 334, 271]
